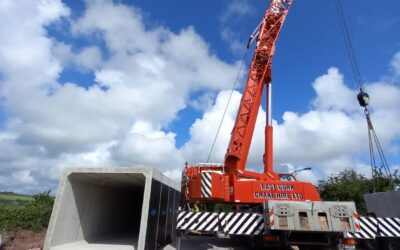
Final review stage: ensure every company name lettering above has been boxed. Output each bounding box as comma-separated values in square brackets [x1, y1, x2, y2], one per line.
[260, 184, 294, 191]
[254, 192, 304, 200]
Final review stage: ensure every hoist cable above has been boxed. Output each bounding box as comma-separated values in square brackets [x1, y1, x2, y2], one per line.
[334, 0, 365, 91]
[334, 0, 393, 185]
[206, 48, 249, 163]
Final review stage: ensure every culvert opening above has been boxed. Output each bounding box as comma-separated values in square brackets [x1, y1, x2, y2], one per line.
[70, 173, 145, 246]
[51, 172, 145, 249]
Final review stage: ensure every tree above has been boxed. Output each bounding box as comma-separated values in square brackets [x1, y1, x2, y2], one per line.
[370, 167, 400, 193]
[318, 168, 400, 215]
[318, 169, 370, 214]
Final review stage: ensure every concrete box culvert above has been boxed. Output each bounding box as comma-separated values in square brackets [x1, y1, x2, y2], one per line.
[44, 168, 180, 250]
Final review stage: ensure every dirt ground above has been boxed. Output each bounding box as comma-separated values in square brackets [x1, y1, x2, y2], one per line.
[1, 228, 46, 250]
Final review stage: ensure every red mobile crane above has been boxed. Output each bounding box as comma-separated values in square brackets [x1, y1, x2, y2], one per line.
[182, 0, 320, 205]
[178, 1, 360, 248]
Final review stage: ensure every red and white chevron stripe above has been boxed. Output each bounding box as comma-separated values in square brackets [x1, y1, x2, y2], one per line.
[269, 208, 275, 230]
[353, 211, 361, 232]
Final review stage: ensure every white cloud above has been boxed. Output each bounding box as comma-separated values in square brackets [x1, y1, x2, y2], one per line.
[111, 121, 183, 171]
[36, 0, 70, 24]
[391, 52, 400, 76]
[0, 0, 68, 90]
[0, 0, 240, 193]
[219, 0, 255, 54]
[181, 90, 241, 164]
[220, 0, 255, 23]
[53, 43, 102, 71]
[189, 92, 216, 112]
[312, 68, 357, 112]
[164, 168, 183, 182]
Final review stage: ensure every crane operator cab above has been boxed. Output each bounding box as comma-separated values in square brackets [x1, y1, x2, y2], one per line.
[278, 173, 296, 181]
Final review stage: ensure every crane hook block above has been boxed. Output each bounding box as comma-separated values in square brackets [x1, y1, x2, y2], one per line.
[357, 91, 370, 108]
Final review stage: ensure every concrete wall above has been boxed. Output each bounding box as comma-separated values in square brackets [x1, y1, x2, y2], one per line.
[365, 191, 400, 217]
[145, 179, 180, 249]
[44, 168, 180, 250]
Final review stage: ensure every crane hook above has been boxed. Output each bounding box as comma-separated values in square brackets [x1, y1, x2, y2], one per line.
[357, 89, 370, 108]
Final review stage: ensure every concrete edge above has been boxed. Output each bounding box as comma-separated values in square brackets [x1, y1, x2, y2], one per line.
[44, 169, 70, 250]
[138, 170, 152, 249]
[55, 167, 180, 191]
[150, 168, 181, 191]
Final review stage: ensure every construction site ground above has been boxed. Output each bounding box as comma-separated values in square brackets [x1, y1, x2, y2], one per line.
[1, 231, 295, 250]
[164, 235, 295, 250]
[1, 229, 46, 250]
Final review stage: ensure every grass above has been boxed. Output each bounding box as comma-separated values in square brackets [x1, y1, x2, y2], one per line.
[0, 192, 34, 207]
[0, 192, 34, 201]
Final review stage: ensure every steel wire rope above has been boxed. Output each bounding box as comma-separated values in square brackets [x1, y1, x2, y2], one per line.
[334, 0, 364, 91]
[370, 121, 391, 177]
[334, 0, 393, 186]
[206, 48, 249, 163]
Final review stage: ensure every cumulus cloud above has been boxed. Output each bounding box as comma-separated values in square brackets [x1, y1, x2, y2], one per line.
[181, 90, 241, 164]
[111, 121, 183, 171]
[53, 43, 102, 71]
[312, 68, 357, 112]
[0, 0, 240, 193]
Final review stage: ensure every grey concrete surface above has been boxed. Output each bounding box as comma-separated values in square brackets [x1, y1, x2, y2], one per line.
[51, 238, 135, 250]
[163, 235, 297, 250]
[365, 191, 400, 217]
[164, 236, 249, 250]
[44, 167, 180, 250]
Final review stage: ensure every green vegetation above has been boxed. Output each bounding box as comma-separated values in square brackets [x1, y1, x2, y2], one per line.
[318, 168, 400, 215]
[0, 192, 34, 206]
[0, 190, 54, 231]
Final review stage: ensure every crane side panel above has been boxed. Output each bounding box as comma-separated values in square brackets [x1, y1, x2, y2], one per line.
[233, 180, 320, 203]
[211, 173, 225, 200]
[188, 175, 202, 199]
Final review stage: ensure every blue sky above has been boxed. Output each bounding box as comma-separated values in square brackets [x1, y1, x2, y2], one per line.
[0, 0, 399, 193]
[56, 0, 400, 146]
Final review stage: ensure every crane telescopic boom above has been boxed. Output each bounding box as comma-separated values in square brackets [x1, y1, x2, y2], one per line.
[225, 0, 293, 178]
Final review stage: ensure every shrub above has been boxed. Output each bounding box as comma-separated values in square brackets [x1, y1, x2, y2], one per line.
[0, 190, 54, 231]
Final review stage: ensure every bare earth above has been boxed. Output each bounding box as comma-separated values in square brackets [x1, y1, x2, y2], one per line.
[1, 229, 46, 250]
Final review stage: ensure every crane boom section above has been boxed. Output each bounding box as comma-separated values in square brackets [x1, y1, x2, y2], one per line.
[225, 0, 293, 173]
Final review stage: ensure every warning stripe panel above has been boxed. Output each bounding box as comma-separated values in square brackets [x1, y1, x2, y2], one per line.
[378, 217, 400, 237]
[177, 212, 219, 231]
[219, 212, 264, 235]
[201, 172, 212, 198]
[177, 211, 264, 235]
[347, 216, 400, 239]
[179, 213, 400, 239]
